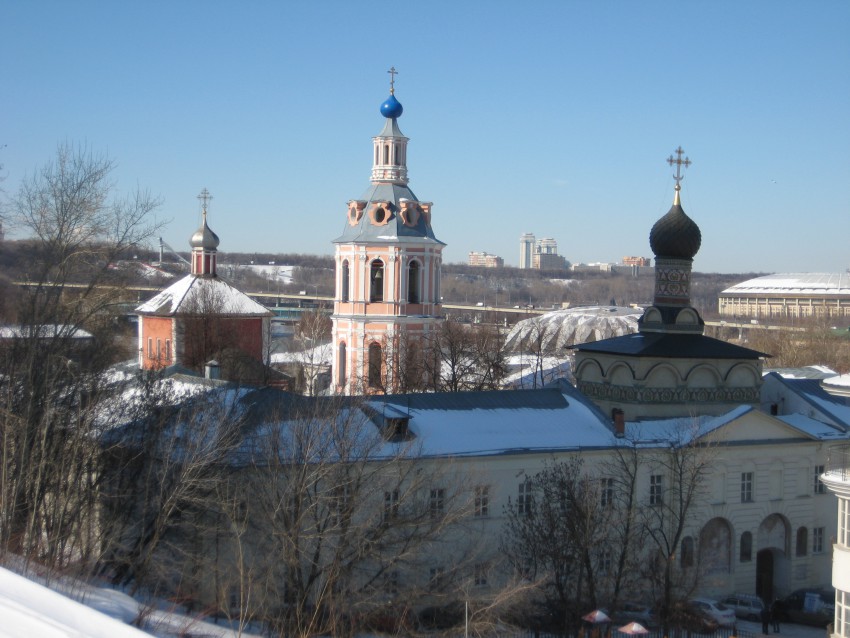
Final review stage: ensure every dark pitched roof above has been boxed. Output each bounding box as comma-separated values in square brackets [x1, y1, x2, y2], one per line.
[572, 332, 768, 359]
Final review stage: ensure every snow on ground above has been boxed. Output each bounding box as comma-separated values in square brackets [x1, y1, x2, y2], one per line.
[270, 342, 333, 366]
[0, 565, 264, 638]
[237, 263, 295, 283]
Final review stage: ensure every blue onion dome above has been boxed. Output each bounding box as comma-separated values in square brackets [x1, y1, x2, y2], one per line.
[649, 201, 701, 260]
[380, 93, 403, 119]
[190, 218, 220, 250]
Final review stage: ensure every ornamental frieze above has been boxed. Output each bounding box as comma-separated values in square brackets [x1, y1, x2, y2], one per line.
[577, 380, 760, 404]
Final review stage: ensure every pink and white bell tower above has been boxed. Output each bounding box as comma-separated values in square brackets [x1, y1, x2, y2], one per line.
[332, 69, 445, 395]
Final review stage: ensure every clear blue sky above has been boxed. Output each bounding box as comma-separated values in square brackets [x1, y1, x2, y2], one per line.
[2, 1, 848, 273]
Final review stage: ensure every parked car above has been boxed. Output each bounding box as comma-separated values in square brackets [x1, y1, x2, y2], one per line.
[774, 588, 835, 626]
[689, 598, 737, 628]
[611, 602, 658, 629]
[669, 601, 718, 634]
[721, 594, 765, 621]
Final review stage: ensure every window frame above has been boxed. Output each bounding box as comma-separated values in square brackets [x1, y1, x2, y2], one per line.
[650, 474, 663, 506]
[741, 471, 754, 503]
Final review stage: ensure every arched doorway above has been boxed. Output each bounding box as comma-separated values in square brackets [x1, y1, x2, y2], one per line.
[756, 514, 791, 602]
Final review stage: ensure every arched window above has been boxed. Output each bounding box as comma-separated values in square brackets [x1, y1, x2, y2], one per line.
[796, 527, 808, 556]
[384, 144, 389, 164]
[368, 343, 382, 388]
[341, 260, 350, 302]
[681, 536, 695, 568]
[740, 531, 752, 562]
[408, 261, 420, 303]
[338, 342, 347, 388]
[370, 260, 384, 302]
[698, 517, 732, 573]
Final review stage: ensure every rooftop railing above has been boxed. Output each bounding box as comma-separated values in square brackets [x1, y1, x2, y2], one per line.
[826, 443, 850, 481]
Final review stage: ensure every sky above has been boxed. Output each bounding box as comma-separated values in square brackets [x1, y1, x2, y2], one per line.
[1, 1, 848, 273]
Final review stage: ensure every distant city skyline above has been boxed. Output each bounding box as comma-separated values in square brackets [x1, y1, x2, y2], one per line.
[2, 1, 848, 273]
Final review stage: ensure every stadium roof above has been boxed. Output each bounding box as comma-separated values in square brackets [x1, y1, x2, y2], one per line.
[721, 273, 850, 297]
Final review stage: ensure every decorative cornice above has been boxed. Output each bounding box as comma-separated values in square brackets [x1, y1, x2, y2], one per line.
[577, 380, 761, 405]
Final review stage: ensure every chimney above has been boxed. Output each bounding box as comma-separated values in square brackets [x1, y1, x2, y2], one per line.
[612, 408, 625, 438]
[205, 360, 220, 380]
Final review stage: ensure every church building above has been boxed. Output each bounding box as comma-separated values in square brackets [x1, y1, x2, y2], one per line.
[332, 70, 445, 394]
[136, 191, 271, 376]
[574, 148, 766, 421]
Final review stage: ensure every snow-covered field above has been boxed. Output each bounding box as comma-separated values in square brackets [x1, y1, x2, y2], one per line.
[0, 565, 264, 638]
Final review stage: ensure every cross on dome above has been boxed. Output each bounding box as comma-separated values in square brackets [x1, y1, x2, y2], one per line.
[667, 146, 691, 192]
[388, 66, 398, 95]
[197, 188, 213, 217]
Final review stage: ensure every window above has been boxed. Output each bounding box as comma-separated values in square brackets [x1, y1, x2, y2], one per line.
[368, 343, 382, 388]
[165, 339, 171, 361]
[813, 526, 825, 553]
[474, 563, 488, 587]
[408, 261, 420, 303]
[681, 536, 694, 568]
[383, 490, 399, 522]
[333, 485, 350, 525]
[341, 260, 350, 302]
[814, 465, 826, 494]
[796, 527, 808, 556]
[338, 343, 347, 386]
[474, 486, 489, 517]
[741, 471, 754, 502]
[147, 337, 153, 358]
[650, 474, 663, 506]
[517, 481, 533, 516]
[597, 550, 612, 575]
[740, 531, 753, 562]
[369, 259, 384, 302]
[383, 570, 398, 595]
[430, 488, 445, 518]
[600, 477, 614, 508]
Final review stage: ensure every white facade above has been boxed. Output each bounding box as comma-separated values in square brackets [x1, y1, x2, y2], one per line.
[822, 444, 850, 638]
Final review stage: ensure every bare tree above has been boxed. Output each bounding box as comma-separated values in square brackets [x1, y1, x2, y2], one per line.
[235, 395, 477, 636]
[500, 457, 617, 632]
[291, 308, 332, 396]
[0, 143, 161, 574]
[637, 421, 717, 635]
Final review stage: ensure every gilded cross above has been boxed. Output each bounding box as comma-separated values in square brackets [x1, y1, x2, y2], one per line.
[197, 188, 213, 215]
[667, 146, 691, 189]
[388, 66, 398, 94]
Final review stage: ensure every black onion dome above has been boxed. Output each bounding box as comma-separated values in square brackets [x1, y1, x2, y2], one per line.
[190, 218, 220, 250]
[649, 202, 701, 260]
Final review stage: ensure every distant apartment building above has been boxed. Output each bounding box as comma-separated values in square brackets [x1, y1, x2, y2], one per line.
[622, 256, 650, 267]
[519, 233, 567, 270]
[519, 233, 535, 269]
[468, 251, 504, 268]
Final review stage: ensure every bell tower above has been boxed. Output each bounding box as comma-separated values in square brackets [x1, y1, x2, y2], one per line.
[332, 69, 445, 395]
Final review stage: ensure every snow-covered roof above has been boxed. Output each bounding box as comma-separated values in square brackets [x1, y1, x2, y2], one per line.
[778, 413, 850, 439]
[505, 306, 642, 352]
[135, 274, 271, 317]
[823, 373, 850, 388]
[765, 365, 838, 380]
[368, 382, 614, 457]
[721, 273, 850, 297]
[0, 325, 93, 339]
